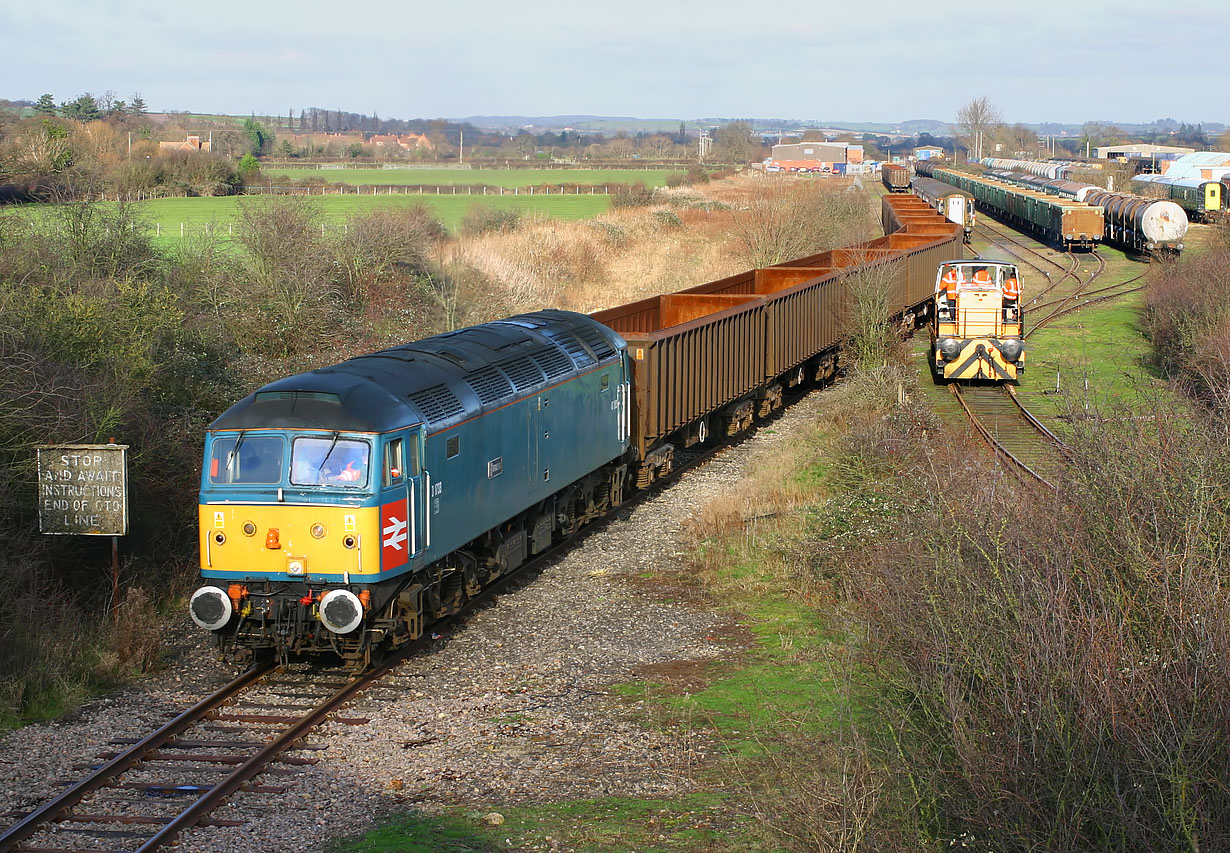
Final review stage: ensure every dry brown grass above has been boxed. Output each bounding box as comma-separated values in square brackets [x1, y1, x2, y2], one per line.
[441, 175, 872, 319]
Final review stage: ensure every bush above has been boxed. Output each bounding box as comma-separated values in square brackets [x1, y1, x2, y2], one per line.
[610, 182, 655, 209]
[841, 388, 1230, 850]
[652, 209, 682, 229]
[1142, 243, 1230, 408]
[460, 204, 522, 236]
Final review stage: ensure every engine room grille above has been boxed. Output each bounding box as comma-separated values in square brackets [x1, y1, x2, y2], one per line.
[499, 357, 546, 392]
[532, 347, 574, 381]
[407, 384, 465, 426]
[465, 366, 514, 406]
[575, 326, 616, 361]
[555, 333, 595, 368]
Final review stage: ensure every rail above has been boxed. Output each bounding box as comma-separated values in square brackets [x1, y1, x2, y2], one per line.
[950, 384, 1061, 489]
[0, 664, 273, 852]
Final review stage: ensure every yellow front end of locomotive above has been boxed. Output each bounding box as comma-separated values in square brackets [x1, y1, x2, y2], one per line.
[199, 503, 383, 581]
[934, 288, 1024, 382]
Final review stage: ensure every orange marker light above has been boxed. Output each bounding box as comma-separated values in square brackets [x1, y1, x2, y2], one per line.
[265, 528, 280, 549]
[358, 590, 371, 610]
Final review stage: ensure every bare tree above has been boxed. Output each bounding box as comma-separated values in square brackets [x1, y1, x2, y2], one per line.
[956, 96, 1002, 162]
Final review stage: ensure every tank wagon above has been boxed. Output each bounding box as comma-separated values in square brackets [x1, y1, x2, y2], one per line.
[1130, 174, 1225, 221]
[931, 168, 1104, 250]
[881, 162, 911, 193]
[984, 170, 1187, 255]
[910, 176, 975, 242]
[981, 157, 1078, 180]
[191, 196, 962, 668]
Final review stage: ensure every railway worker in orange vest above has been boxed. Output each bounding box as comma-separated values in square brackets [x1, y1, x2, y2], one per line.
[938, 266, 960, 317]
[972, 267, 992, 286]
[1003, 274, 1020, 302]
[939, 264, 959, 301]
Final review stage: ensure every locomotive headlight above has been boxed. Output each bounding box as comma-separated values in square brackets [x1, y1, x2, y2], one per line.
[189, 586, 233, 631]
[242, 521, 257, 537]
[319, 589, 364, 634]
[310, 523, 327, 539]
[1000, 339, 1023, 362]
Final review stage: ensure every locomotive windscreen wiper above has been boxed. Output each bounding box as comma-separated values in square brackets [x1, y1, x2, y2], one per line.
[224, 430, 247, 477]
[317, 431, 341, 476]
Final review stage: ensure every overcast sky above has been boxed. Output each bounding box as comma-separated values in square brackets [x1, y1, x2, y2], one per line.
[3, 0, 1224, 127]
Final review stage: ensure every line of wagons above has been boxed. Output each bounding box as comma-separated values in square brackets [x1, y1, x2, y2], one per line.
[918, 160, 1189, 255]
[884, 164, 975, 244]
[983, 156, 1226, 223]
[189, 194, 964, 667]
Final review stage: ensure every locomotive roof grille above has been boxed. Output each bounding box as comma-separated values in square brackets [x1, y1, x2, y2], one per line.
[499, 356, 546, 393]
[531, 347, 574, 381]
[407, 384, 465, 427]
[465, 366, 515, 406]
[208, 310, 626, 434]
[555, 333, 596, 368]
[575, 326, 617, 360]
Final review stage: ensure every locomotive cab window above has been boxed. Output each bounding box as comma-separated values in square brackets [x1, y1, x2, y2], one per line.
[290, 436, 370, 487]
[383, 438, 404, 486]
[446, 435, 460, 459]
[209, 434, 285, 485]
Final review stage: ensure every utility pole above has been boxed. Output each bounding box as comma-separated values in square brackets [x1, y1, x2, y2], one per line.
[460, 129, 464, 165]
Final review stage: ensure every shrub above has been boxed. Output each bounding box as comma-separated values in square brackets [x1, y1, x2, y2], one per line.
[1142, 243, 1230, 409]
[652, 209, 683, 229]
[610, 182, 655, 209]
[845, 390, 1230, 850]
[460, 204, 522, 236]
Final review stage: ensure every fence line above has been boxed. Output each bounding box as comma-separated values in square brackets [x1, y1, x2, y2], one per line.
[242, 184, 630, 197]
[113, 184, 639, 202]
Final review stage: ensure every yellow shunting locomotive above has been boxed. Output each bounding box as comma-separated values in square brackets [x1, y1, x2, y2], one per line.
[930, 260, 1024, 382]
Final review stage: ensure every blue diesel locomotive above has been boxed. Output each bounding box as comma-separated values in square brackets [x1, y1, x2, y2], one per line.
[190, 310, 630, 667]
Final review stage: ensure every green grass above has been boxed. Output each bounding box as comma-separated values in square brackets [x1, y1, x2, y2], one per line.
[332, 793, 761, 853]
[262, 167, 685, 187]
[10, 194, 611, 246]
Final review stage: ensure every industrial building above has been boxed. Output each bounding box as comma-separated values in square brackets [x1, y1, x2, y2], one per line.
[767, 142, 864, 174]
[1159, 152, 1230, 180]
[1094, 143, 1195, 160]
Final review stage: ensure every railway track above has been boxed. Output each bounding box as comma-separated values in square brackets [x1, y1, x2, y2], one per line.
[0, 367, 806, 853]
[0, 659, 402, 853]
[951, 384, 1068, 488]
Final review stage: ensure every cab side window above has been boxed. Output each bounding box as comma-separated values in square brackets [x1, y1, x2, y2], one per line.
[383, 438, 404, 487]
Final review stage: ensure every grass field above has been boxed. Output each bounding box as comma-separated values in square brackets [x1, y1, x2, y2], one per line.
[261, 167, 685, 187]
[15, 194, 612, 243]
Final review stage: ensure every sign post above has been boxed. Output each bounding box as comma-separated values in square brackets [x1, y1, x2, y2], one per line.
[36, 443, 129, 621]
